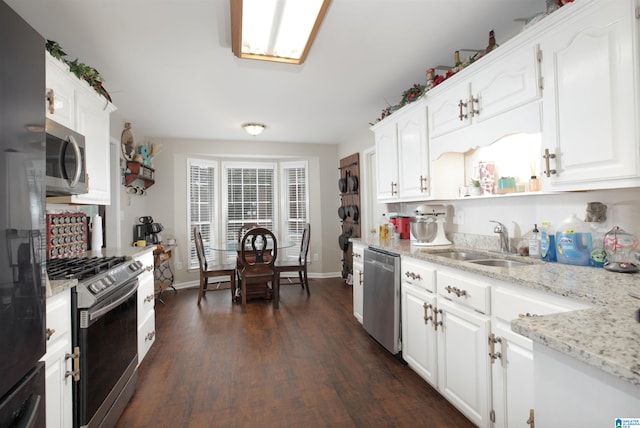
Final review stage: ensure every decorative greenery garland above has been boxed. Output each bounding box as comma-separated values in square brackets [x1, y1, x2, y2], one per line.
[46, 40, 112, 102]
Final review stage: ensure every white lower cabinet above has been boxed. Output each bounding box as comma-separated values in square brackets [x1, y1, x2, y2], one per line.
[135, 250, 156, 364]
[490, 283, 591, 428]
[397, 258, 595, 428]
[401, 282, 438, 386]
[490, 319, 534, 428]
[352, 243, 364, 324]
[434, 272, 491, 427]
[401, 256, 437, 384]
[400, 261, 491, 427]
[41, 289, 73, 428]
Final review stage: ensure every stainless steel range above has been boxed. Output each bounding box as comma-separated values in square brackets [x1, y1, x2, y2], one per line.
[47, 256, 144, 428]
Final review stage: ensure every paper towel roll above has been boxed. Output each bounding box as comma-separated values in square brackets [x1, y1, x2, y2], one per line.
[91, 214, 103, 249]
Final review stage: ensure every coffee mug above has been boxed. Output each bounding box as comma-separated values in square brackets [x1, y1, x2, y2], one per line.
[134, 240, 147, 247]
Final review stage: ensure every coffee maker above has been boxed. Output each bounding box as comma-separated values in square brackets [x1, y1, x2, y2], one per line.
[134, 216, 164, 244]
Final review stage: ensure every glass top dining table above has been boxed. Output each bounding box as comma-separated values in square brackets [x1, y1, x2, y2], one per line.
[209, 240, 295, 252]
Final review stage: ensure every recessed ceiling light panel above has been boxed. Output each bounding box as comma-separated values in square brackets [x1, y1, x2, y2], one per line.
[231, 0, 331, 64]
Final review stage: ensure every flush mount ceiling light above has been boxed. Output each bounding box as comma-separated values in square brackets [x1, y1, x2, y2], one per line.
[230, 0, 331, 65]
[242, 123, 266, 136]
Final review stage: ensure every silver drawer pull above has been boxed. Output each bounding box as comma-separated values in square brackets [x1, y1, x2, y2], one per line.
[444, 285, 467, 297]
[518, 312, 540, 318]
[404, 271, 422, 280]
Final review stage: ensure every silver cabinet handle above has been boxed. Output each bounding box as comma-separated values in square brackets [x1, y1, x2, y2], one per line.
[543, 148, 557, 177]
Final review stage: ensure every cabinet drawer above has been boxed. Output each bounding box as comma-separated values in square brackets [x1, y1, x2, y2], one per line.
[401, 257, 436, 293]
[137, 272, 155, 320]
[493, 285, 589, 322]
[437, 270, 490, 314]
[46, 289, 71, 350]
[137, 311, 156, 365]
[352, 243, 365, 262]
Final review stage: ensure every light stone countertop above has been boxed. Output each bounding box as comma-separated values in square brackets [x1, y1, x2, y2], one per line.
[46, 246, 156, 298]
[353, 238, 640, 387]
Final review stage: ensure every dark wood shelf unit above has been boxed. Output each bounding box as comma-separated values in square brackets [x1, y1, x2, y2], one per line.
[125, 161, 155, 189]
[339, 153, 360, 280]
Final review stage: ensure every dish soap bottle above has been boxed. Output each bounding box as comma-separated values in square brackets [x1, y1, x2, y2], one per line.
[556, 214, 592, 266]
[528, 224, 540, 257]
[540, 221, 556, 262]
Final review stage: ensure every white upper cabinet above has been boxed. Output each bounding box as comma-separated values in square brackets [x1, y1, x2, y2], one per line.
[46, 52, 117, 205]
[396, 104, 429, 199]
[538, 0, 640, 190]
[428, 41, 542, 159]
[372, 100, 461, 202]
[373, 118, 399, 201]
[428, 79, 473, 139]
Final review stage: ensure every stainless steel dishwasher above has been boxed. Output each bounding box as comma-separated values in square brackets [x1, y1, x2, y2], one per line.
[363, 247, 401, 355]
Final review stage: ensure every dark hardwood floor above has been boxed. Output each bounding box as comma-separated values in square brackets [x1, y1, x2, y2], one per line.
[116, 278, 475, 428]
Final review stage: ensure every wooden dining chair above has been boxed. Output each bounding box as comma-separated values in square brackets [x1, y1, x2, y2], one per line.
[193, 227, 237, 305]
[237, 227, 278, 313]
[276, 223, 311, 295]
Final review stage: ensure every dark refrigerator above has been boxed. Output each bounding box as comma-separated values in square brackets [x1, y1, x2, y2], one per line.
[0, 1, 47, 427]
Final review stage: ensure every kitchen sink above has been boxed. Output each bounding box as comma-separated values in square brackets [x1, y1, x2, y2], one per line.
[434, 251, 488, 261]
[468, 259, 529, 268]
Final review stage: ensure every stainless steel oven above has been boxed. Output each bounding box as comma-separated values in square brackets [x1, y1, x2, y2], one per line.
[73, 279, 138, 428]
[47, 256, 144, 428]
[45, 118, 87, 196]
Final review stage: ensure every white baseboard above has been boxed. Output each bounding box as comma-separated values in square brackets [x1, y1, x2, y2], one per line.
[172, 271, 342, 290]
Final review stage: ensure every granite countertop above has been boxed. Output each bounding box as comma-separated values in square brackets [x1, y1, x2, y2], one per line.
[46, 245, 156, 298]
[354, 238, 640, 386]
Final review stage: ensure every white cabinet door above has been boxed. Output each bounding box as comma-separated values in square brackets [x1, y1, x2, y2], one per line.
[397, 105, 429, 198]
[374, 120, 399, 201]
[428, 80, 472, 139]
[491, 283, 591, 428]
[437, 297, 491, 428]
[402, 282, 438, 387]
[352, 242, 364, 323]
[42, 289, 73, 428]
[491, 320, 534, 428]
[540, 0, 639, 190]
[353, 260, 363, 324]
[73, 89, 112, 205]
[45, 57, 75, 129]
[472, 45, 539, 124]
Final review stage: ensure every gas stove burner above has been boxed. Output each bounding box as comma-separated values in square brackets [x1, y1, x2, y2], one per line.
[47, 256, 127, 281]
[47, 256, 145, 308]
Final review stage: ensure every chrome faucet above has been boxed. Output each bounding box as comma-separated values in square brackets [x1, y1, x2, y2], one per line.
[490, 220, 509, 253]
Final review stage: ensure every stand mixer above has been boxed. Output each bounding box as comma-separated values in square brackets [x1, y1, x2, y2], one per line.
[410, 205, 452, 246]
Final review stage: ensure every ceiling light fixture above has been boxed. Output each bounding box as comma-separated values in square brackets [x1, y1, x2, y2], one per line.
[230, 0, 331, 65]
[242, 123, 266, 136]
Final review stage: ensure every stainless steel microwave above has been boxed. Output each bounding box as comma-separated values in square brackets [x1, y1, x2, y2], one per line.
[45, 118, 88, 196]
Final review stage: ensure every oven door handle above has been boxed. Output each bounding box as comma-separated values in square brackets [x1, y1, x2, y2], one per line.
[15, 393, 41, 428]
[88, 282, 138, 322]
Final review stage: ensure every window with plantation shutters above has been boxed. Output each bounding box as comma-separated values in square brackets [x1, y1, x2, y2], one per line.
[223, 162, 276, 252]
[281, 161, 309, 260]
[186, 158, 309, 269]
[187, 159, 218, 270]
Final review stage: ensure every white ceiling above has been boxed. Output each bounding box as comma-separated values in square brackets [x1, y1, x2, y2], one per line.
[7, 0, 543, 145]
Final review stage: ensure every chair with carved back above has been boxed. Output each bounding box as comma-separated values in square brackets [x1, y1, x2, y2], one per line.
[237, 227, 278, 313]
[276, 223, 311, 295]
[193, 227, 236, 305]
